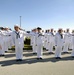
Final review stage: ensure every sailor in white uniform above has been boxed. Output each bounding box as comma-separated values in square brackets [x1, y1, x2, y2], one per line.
[0, 27, 10, 56]
[46, 30, 50, 50]
[55, 29, 63, 59]
[36, 27, 43, 60]
[30, 30, 34, 46]
[4, 27, 11, 52]
[69, 31, 73, 50]
[11, 25, 30, 61]
[48, 29, 55, 54]
[0, 29, 5, 56]
[71, 30, 74, 58]
[63, 29, 71, 53]
[44, 30, 49, 50]
[5, 27, 14, 49]
[30, 29, 37, 54]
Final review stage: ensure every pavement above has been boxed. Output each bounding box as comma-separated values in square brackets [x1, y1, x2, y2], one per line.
[0, 50, 74, 75]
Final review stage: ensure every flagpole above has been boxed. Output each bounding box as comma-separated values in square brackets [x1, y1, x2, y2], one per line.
[20, 16, 21, 27]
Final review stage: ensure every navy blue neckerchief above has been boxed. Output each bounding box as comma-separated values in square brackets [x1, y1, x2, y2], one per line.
[15, 31, 20, 39]
[59, 33, 63, 39]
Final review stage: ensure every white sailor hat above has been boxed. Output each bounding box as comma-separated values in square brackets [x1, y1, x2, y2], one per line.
[14, 24, 20, 28]
[5, 26, 9, 28]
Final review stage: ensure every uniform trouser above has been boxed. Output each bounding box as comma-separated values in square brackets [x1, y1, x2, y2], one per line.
[4, 41, 8, 51]
[55, 46, 62, 57]
[48, 42, 54, 52]
[63, 42, 69, 52]
[71, 46, 74, 56]
[37, 44, 43, 58]
[44, 41, 47, 48]
[46, 42, 49, 49]
[0, 44, 5, 55]
[33, 44, 37, 53]
[69, 42, 73, 49]
[31, 41, 33, 46]
[0, 48, 5, 55]
[15, 44, 23, 59]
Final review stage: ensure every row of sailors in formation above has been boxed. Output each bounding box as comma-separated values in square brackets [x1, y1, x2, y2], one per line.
[0, 25, 74, 61]
[30, 28, 74, 59]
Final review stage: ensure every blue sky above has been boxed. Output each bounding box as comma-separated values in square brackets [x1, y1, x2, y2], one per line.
[0, 0, 74, 31]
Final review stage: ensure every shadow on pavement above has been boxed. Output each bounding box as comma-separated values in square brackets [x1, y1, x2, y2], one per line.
[0, 56, 74, 67]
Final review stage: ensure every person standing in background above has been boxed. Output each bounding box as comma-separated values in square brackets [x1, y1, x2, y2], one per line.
[63, 29, 71, 53]
[36, 27, 43, 60]
[55, 29, 63, 59]
[48, 29, 55, 54]
[71, 30, 74, 58]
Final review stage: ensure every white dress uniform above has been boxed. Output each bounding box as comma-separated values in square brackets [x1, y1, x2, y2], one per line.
[36, 33, 43, 58]
[43, 33, 47, 48]
[48, 32, 55, 53]
[30, 32, 37, 53]
[41, 33, 45, 47]
[0, 30, 10, 55]
[30, 32, 34, 46]
[44, 33, 48, 49]
[4, 30, 11, 51]
[63, 32, 70, 52]
[69, 34, 73, 50]
[46, 33, 50, 50]
[55, 32, 63, 58]
[0, 31, 5, 55]
[11, 30, 29, 60]
[71, 33, 74, 57]
[0, 30, 8, 53]
[7, 30, 14, 48]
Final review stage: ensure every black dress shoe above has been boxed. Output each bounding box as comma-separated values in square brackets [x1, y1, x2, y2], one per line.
[55, 57, 58, 59]
[58, 57, 61, 59]
[49, 52, 52, 54]
[63, 52, 69, 54]
[72, 56, 74, 58]
[1, 55, 5, 56]
[19, 59, 23, 61]
[5, 51, 8, 53]
[40, 57, 43, 60]
[62, 52, 66, 54]
[0, 55, 2, 57]
[66, 52, 69, 53]
[46, 49, 48, 51]
[55, 57, 61, 59]
[49, 52, 54, 54]
[51, 52, 54, 54]
[33, 53, 37, 54]
[37, 58, 40, 60]
[16, 59, 20, 61]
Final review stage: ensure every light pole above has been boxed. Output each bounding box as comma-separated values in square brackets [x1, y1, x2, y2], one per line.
[20, 16, 22, 27]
